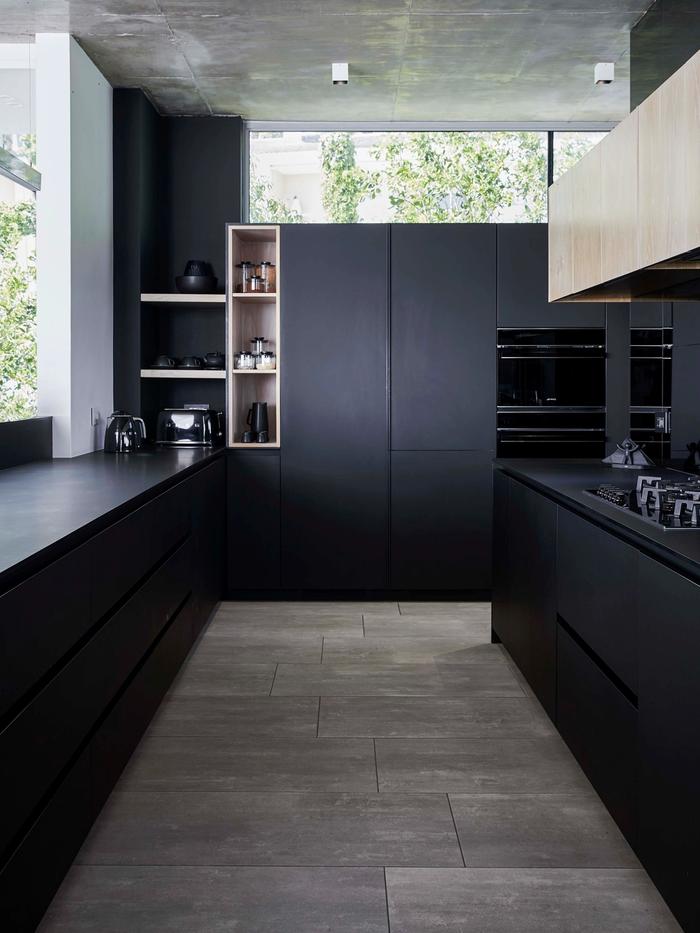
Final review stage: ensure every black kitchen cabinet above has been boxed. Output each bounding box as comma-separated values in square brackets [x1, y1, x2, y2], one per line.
[227, 451, 280, 591]
[629, 302, 671, 328]
[391, 224, 496, 450]
[491, 474, 557, 718]
[556, 508, 638, 693]
[671, 301, 700, 458]
[191, 458, 226, 627]
[557, 624, 638, 845]
[497, 224, 605, 328]
[391, 451, 493, 590]
[637, 555, 700, 933]
[281, 225, 389, 590]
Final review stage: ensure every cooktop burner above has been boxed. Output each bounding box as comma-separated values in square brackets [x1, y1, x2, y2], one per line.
[585, 475, 700, 530]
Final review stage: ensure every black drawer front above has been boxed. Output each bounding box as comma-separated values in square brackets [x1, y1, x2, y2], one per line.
[557, 625, 638, 845]
[0, 543, 92, 721]
[90, 481, 191, 621]
[0, 538, 192, 856]
[557, 508, 638, 693]
[0, 747, 92, 933]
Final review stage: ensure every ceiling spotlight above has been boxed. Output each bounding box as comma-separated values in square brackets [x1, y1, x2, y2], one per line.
[594, 62, 615, 85]
[332, 62, 349, 86]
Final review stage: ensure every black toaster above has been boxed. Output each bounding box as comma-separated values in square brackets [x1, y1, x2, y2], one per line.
[155, 407, 224, 447]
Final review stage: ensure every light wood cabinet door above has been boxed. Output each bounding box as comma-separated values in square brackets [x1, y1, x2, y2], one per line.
[638, 51, 700, 269]
[601, 110, 639, 282]
[571, 142, 602, 295]
[548, 168, 574, 302]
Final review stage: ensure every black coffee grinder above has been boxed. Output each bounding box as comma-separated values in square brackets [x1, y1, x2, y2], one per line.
[242, 402, 269, 443]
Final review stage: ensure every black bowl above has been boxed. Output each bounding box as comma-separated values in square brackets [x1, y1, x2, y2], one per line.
[175, 275, 218, 294]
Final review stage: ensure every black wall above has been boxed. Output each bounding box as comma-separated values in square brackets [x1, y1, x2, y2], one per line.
[631, 0, 700, 108]
[112, 90, 242, 415]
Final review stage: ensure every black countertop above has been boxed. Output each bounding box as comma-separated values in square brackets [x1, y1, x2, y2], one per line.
[0, 447, 222, 590]
[494, 458, 700, 583]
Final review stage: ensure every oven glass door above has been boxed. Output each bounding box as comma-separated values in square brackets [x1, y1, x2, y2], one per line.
[498, 357, 606, 407]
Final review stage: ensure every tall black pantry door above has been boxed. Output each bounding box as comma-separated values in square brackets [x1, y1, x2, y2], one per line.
[390, 224, 497, 590]
[280, 225, 389, 589]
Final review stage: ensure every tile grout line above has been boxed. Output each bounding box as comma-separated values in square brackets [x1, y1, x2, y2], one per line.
[315, 697, 321, 738]
[362, 614, 366, 637]
[373, 738, 380, 792]
[268, 663, 279, 696]
[320, 637, 325, 664]
[384, 867, 392, 933]
[446, 793, 467, 868]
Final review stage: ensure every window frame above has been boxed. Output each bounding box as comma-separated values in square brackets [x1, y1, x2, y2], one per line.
[243, 121, 615, 223]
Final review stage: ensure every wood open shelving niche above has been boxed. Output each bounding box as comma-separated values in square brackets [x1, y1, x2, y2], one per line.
[226, 224, 281, 447]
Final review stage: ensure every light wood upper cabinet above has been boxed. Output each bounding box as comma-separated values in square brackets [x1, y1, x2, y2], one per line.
[601, 110, 639, 283]
[638, 52, 700, 269]
[549, 50, 700, 302]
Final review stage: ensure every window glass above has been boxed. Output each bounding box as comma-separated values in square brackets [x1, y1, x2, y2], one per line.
[0, 178, 36, 421]
[250, 130, 548, 224]
[553, 131, 607, 181]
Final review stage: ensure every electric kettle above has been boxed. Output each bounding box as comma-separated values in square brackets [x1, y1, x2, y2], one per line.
[104, 410, 147, 453]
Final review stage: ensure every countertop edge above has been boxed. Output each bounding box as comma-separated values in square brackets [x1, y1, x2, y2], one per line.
[0, 448, 225, 593]
[494, 459, 700, 586]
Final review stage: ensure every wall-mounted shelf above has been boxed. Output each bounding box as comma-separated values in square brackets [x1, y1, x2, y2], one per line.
[141, 293, 226, 304]
[227, 224, 281, 448]
[141, 369, 226, 379]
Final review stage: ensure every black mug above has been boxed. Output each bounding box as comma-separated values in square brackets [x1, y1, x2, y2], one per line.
[153, 355, 176, 368]
[204, 351, 225, 369]
[181, 356, 203, 369]
[247, 402, 269, 435]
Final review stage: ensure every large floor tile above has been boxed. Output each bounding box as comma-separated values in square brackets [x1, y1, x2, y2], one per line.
[398, 602, 491, 619]
[197, 633, 323, 664]
[272, 662, 523, 697]
[78, 792, 463, 867]
[319, 697, 554, 738]
[148, 696, 319, 737]
[376, 737, 592, 793]
[363, 616, 491, 639]
[209, 614, 364, 639]
[168, 659, 277, 697]
[385, 867, 681, 932]
[449, 794, 638, 868]
[117, 736, 378, 792]
[39, 866, 389, 933]
[322, 637, 498, 665]
[218, 600, 398, 617]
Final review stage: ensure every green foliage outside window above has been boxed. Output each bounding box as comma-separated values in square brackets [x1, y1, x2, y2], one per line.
[0, 196, 37, 422]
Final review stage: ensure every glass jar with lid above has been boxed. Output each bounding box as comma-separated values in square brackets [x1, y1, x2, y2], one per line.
[259, 261, 276, 293]
[249, 274, 264, 293]
[257, 349, 276, 370]
[236, 261, 255, 293]
[234, 350, 256, 370]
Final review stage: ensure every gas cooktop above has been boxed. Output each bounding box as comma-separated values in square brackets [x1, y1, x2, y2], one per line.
[585, 475, 700, 530]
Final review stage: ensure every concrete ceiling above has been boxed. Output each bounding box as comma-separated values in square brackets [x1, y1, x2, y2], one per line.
[0, 1, 655, 121]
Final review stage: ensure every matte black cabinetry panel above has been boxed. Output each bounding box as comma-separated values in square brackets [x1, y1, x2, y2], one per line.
[671, 301, 700, 458]
[391, 451, 493, 590]
[227, 452, 280, 590]
[497, 224, 604, 328]
[557, 509, 638, 693]
[191, 459, 226, 625]
[391, 224, 496, 450]
[637, 555, 700, 933]
[492, 475, 557, 718]
[0, 544, 92, 720]
[281, 225, 389, 590]
[557, 625, 638, 845]
[629, 302, 671, 328]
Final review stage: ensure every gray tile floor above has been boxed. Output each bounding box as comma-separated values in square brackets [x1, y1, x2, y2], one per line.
[39, 602, 681, 933]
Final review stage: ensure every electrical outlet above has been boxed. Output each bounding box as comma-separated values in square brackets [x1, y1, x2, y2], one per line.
[90, 407, 100, 427]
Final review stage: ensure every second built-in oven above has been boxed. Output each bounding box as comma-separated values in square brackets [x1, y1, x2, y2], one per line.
[497, 329, 606, 457]
[630, 327, 672, 460]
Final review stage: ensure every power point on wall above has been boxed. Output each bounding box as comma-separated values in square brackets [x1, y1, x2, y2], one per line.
[90, 407, 101, 427]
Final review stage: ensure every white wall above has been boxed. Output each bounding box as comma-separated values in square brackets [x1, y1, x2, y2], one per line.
[36, 35, 113, 457]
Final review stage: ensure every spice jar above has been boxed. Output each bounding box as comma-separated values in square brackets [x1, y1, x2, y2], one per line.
[249, 275, 264, 293]
[257, 350, 276, 370]
[259, 261, 276, 293]
[234, 350, 256, 370]
[236, 261, 255, 293]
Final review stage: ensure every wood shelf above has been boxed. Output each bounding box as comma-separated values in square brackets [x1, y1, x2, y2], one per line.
[140, 293, 225, 304]
[231, 293, 277, 301]
[232, 369, 277, 375]
[229, 442, 281, 449]
[140, 369, 226, 379]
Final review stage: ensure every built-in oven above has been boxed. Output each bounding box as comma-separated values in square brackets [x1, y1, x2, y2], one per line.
[630, 327, 672, 460]
[497, 329, 606, 458]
